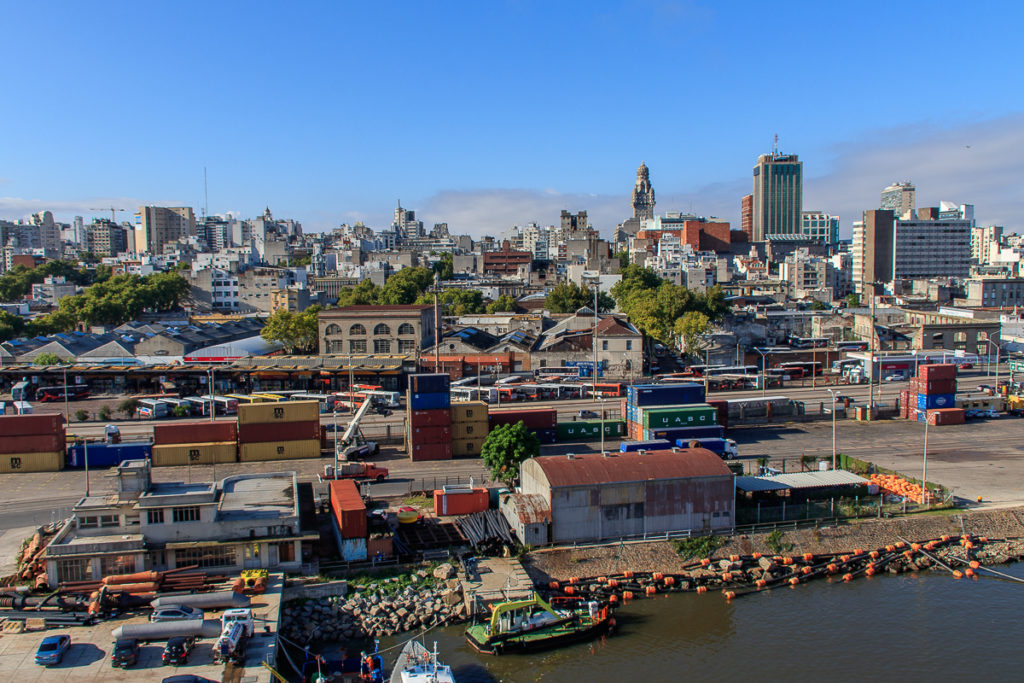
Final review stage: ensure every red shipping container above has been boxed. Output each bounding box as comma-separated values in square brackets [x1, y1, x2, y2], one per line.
[154, 420, 237, 445]
[410, 443, 452, 461]
[411, 425, 451, 444]
[918, 364, 956, 381]
[329, 479, 367, 539]
[0, 414, 64, 437]
[0, 434, 65, 455]
[928, 408, 965, 426]
[707, 399, 729, 428]
[917, 378, 956, 395]
[433, 488, 489, 516]
[409, 409, 452, 428]
[238, 420, 320, 444]
[488, 408, 557, 430]
[908, 378, 919, 394]
[619, 399, 627, 420]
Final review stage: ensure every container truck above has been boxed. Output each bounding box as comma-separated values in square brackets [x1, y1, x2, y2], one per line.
[673, 437, 739, 459]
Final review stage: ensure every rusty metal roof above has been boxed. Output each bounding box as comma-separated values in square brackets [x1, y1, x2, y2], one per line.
[532, 449, 732, 488]
[508, 493, 550, 524]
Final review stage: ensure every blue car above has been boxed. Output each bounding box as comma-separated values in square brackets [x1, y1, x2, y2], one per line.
[35, 634, 71, 666]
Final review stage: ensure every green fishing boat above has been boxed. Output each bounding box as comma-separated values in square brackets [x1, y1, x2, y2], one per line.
[465, 593, 614, 655]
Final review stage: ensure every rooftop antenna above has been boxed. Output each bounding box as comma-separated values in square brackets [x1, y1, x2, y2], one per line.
[772, 134, 779, 156]
[204, 166, 208, 219]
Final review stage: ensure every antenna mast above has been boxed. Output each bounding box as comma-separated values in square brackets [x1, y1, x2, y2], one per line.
[204, 166, 208, 219]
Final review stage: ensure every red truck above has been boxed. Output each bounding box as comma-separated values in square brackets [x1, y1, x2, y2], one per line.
[319, 462, 389, 482]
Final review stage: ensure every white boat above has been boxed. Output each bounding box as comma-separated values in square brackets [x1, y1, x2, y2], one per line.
[390, 640, 455, 683]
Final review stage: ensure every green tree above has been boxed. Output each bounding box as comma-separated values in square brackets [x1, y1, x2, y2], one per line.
[118, 397, 140, 419]
[673, 311, 710, 356]
[545, 281, 614, 314]
[480, 421, 541, 487]
[486, 294, 518, 314]
[260, 305, 323, 353]
[845, 293, 860, 308]
[74, 409, 89, 422]
[98, 405, 112, 421]
[809, 299, 828, 311]
[433, 253, 454, 280]
[172, 404, 190, 418]
[33, 352, 65, 366]
[0, 310, 26, 342]
[613, 251, 629, 269]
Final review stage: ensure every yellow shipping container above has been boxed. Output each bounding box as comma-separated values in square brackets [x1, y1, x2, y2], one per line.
[450, 401, 489, 423]
[0, 451, 64, 474]
[452, 437, 487, 458]
[238, 401, 320, 425]
[239, 439, 321, 462]
[151, 442, 237, 467]
[451, 421, 489, 440]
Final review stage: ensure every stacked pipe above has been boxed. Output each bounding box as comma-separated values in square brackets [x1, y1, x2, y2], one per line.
[406, 373, 453, 461]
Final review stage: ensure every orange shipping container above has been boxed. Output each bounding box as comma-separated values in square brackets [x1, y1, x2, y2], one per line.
[329, 479, 367, 539]
[433, 487, 489, 516]
[0, 414, 65, 437]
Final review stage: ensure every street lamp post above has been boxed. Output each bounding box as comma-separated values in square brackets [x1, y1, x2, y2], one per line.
[755, 348, 768, 398]
[921, 417, 929, 506]
[599, 398, 607, 454]
[983, 338, 1000, 389]
[62, 365, 70, 424]
[825, 388, 837, 470]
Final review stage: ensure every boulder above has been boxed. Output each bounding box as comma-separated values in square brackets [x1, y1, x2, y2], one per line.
[434, 563, 457, 580]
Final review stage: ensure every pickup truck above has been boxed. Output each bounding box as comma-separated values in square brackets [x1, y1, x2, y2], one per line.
[319, 462, 389, 482]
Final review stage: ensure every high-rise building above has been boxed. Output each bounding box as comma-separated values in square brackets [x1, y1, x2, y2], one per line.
[86, 219, 129, 257]
[801, 211, 840, 244]
[752, 150, 802, 242]
[880, 182, 915, 217]
[392, 201, 423, 239]
[852, 207, 971, 293]
[632, 162, 655, 221]
[560, 210, 589, 235]
[971, 225, 1003, 265]
[740, 194, 753, 240]
[134, 206, 195, 255]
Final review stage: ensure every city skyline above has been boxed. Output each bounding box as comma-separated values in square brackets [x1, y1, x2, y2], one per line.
[2, 2, 1023, 236]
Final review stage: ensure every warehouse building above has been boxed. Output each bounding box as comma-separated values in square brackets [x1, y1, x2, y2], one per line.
[518, 449, 735, 543]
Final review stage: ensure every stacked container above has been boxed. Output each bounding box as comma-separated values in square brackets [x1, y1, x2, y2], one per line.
[152, 420, 238, 467]
[237, 401, 321, 461]
[912, 364, 963, 424]
[624, 383, 708, 441]
[0, 414, 65, 473]
[407, 373, 453, 461]
[329, 479, 367, 561]
[555, 420, 626, 441]
[488, 407, 558, 443]
[450, 400, 489, 458]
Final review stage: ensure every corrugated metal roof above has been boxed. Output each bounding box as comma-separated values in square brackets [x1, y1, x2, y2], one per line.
[737, 470, 869, 492]
[735, 477, 790, 492]
[533, 449, 731, 488]
[509, 493, 550, 524]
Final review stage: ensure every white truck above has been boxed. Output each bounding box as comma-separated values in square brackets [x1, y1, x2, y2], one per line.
[213, 609, 254, 664]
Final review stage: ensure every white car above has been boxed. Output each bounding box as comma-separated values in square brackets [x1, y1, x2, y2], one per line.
[883, 374, 905, 382]
[150, 605, 203, 622]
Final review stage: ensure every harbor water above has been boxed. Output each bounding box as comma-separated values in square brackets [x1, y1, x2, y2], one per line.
[376, 564, 1024, 682]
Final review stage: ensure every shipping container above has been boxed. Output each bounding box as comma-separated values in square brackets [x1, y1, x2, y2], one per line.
[619, 439, 672, 452]
[640, 404, 718, 429]
[918, 364, 957, 382]
[433, 487, 489, 516]
[535, 428, 557, 444]
[627, 383, 705, 407]
[725, 396, 792, 418]
[0, 451, 63, 474]
[152, 442, 238, 467]
[340, 536, 368, 561]
[644, 425, 726, 442]
[0, 413, 64, 437]
[66, 442, 151, 469]
[915, 378, 957, 395]
[329, 479, 367, 539]
[237, 420, 320, 444]
[410, 442, 453, 461]
[451, 422, 489, 440]
[488, 408, 557, 430]
[450, 401, 489, 423]
[1, 434, 65, 455]
[410, 425, 452, 444]
[238, 439, 321, 462]
[706, 399, 729, 428]
[408, 392, 451, 411]
[153, 421, 237, 445]
[927, 408, 966, 426]
[237, 401, 320, 425]
[451, 437, 487, 457]
[917, 393, 956, 410]
[409, 373, 451, 394]
[408, 408, 452, 428]
[555, 421, 626, 440]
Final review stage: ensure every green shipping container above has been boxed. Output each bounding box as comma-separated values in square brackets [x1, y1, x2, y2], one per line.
[640, 405, 717, 429]
[555, 420, 626, 440]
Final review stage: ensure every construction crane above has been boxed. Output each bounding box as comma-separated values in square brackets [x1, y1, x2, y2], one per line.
[89, 207, 128, 223]
[336, 397, 379, 460]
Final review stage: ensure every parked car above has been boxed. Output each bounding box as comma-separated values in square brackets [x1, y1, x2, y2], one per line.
[884, 374, 905, 382]
[960, 363, 973, 369]
[162, 636, 197, 666]
[150, 605, 203, 622]
[577, 409, 599, 419]
[35, 634, 71, 666]
[162, 676, 218, 683]
[111, 638, 139, 668]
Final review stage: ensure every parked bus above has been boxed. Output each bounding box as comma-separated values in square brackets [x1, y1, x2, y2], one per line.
[835, 341, 869, 351]
[161, 397, 194, 416]
[36, 385, 90, 402]
[352, 384, 383, 393]
[331, 391, 365, 410]
[291, 393, 337, 413]
[583, 382, 626, 398]
[359, 390, 401, 408]
[137, 398, 171, 419]
[184, 395, 238, 416]
[534, 367, 581, 379]
[451, 386, 498, 403]
[682, 365, 725, 378]
[788, 336, 830, 349]
[253, 393, 290, 403]
[767, 366, 803, 380]
[703, 365, 758, 377]
[497, 386, 525, 402]
[227, 393, 262, 404]
[776, 361, 823, 377]
[831, 358, 862, 373]
[11, 381, 31, 401]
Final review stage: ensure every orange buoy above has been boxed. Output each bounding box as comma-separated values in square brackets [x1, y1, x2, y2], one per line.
[624, 570, 634, 578]
[565, 586, 575, 595]
[724, 591, 736, 600]
[911, 543, 921, 551]
[646, 586, 657, 596]
[843, 573, 853, 582]
[941, 535, 950, 542]
[722, 572, 733, 582]
[549, 581, 560, 590]
[696, 586, 707, 594]
[965, 568, 976, 578]
[895, 541, 906, 549]
[964, 541, 974, 550]
[885, 545, 895, 552]
[826, 563, 838, 573]
[788, 577, 800, 586]
[979, 537, 989, 544]
[597, 576, 607, 584]
[802, 553, 814, 562]
[569, 577, 579, 584]
[623, 590, 634, 600]
[952, 570, 963, 580]
[969, 560, 980, 570]
[609, 594, 619, 604]
[729, 555, 741, 562]
[865, 567, 876, 577]
[663, 576, 676, 586]
[752, 552, 762, 559]
[801, 567, 812, 576]
[652, 572, 664, 581]
[782, 556, 794, 565]
[840, 555, 850, 563]
[854, 548, 865, 555]
[700, 559, 710, 567]
[608, 579, 619, 588]
[902, 550, 914, 559]
[869, 550, 880, 560]
[755, 579, 767, 589]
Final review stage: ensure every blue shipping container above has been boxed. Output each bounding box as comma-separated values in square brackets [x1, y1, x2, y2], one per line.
[66, 442, 152, 469]
[675, 437, 728, 451]
[916, 393, 956, 410]
[628, 383, 705, 407]
[645, 425, 725, 442]
[535, 428, 557, 444]
[409, 392, 451, 411]
[619, 439, 672, 452]
[409, 374, 450, 394]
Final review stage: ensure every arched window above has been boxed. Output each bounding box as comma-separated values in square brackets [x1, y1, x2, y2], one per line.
[349, 324, 366, 336]
[374, 323, 391, 336]
[398, 323, 415, 335]
[954, 331, 968, 343]
[325, 324, 341, 335]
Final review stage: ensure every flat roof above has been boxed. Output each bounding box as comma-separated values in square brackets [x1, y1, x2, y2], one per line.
[736, 470, 868, 492]
[218, 473, 296, 520]
[138, 482, 217, 508]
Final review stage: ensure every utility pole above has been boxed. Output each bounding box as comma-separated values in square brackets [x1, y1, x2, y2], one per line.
[592, 285, 599, 402]
[433, 274, 440, 373]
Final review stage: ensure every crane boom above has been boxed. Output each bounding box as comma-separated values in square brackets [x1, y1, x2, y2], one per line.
[339, 397, 373, 449]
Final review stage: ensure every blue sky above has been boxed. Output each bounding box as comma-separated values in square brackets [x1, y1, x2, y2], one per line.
[3, 1, 1023, 237]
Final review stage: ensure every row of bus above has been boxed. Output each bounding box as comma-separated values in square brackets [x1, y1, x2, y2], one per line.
[135, 387, 403, 419]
